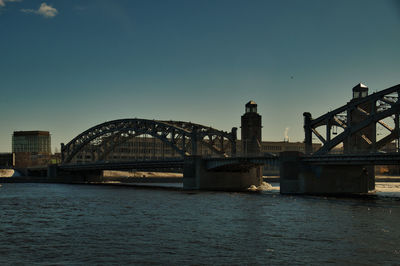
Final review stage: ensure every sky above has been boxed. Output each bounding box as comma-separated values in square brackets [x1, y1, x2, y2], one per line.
[0, 0, 399, 153]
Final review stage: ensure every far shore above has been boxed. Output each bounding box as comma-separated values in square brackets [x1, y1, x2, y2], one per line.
[1, 169, 400, 182]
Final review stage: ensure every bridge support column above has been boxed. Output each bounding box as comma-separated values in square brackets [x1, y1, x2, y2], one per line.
[47, 164, 58, 178]
[280, 151, 303, 193]
[367, 165, 375, 191]
[231, 127, 237, 156]
[303, 112, 313, 155]
[183, 156, 262, 191]
[47, 165, 104, 184]
[280, 152, 370, 195]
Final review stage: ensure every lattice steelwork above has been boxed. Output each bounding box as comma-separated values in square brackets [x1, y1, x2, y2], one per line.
[61, 119, 237, 164]
[304, 84, 400, 155]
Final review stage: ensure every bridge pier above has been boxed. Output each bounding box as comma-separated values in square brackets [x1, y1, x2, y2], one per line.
[48, 164, 104, 183]
[183, 156, 262, 191]
[280, 152, 371, 195]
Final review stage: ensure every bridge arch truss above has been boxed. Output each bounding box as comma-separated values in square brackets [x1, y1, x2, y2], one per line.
[304, 84, 400, 155]
[61, 119, 237, 164]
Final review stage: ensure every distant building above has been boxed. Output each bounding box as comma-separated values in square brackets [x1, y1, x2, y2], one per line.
[12, 131, 51, 153]
[259, 141, 320, 155]
[12, 131, 51, 167]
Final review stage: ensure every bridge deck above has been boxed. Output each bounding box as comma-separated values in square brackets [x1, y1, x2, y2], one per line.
[303, 153, 400, 165]
[57, 153, 400, 172]
[59, 159, 184, 171]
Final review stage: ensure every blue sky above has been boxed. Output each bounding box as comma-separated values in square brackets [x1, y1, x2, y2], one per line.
[0, 0, 399, 152]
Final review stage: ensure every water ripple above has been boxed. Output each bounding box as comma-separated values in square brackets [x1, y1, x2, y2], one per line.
[0, 183, 399, 265]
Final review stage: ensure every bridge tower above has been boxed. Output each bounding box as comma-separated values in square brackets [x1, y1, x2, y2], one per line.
[345, 83, 376, 190]
[344, 83, 376, 153]
[241, 101, 262, 156]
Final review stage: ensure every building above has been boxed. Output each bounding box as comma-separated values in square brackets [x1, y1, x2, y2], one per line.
[241, 101, 262, 156]
[12, 131, 51, 167]
[260, 140, 320, 155]
[12, 131, 51, 153]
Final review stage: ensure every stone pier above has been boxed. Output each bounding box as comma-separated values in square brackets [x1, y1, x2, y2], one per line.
[280, 151, 371, 194]
[47, 164, 104, 183]
[183, 156, 262, 191]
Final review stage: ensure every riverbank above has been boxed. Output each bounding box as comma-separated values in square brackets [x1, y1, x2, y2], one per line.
[1, 174, 400, 183]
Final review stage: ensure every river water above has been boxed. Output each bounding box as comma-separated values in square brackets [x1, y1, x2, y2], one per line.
[0, 183, 399, 265]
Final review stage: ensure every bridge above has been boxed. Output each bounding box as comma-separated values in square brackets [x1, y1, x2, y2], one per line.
[304, 83, 400, 155]
[61, 119, 237, 163]
[50, 83, 400, 194]
[53, 155, 279, 190]
[281, 83, 400, 194]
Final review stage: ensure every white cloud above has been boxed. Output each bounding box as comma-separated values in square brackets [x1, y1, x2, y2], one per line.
[37, 2, 57, 17]
[0, 0, 22, 8]
[21, 2, 58, 18]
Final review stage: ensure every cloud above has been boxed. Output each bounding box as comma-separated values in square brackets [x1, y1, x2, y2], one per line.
[21, 2, 58, 18]
[0, 0, 22, 8]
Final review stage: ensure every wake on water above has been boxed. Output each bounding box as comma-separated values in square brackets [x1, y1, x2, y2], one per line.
[247, 182, 274, 192]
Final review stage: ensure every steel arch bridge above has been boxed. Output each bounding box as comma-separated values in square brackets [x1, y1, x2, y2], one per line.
[304, 84, 400, 155]
[61, 119, 237, 164]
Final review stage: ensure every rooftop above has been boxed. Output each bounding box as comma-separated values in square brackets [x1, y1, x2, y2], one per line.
[245, 100, 257, 106]
[352, 83, 368, 91]
[13, 131, 50, 137]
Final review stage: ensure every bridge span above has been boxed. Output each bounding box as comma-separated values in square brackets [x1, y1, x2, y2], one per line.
[48, 151, 400, 193]
[50, 83, 400, 194]
[58, 159, 184, 172]
[51, 155, 278, 191]
[302, 152, 400, 165]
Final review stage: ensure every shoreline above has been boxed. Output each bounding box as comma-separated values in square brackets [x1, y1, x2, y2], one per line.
[1, 175, 400, 183]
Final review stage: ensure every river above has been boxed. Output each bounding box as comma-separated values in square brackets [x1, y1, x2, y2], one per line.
[0, 183, 399, 265]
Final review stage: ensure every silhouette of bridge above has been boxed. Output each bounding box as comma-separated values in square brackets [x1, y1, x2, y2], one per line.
[304, 83, 400, 155]
[61, 119, 237, 164]
[55, 83, 400, 194]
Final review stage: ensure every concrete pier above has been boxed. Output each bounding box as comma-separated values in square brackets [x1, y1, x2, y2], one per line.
[280, 151, 370, 194]
[47, 164, 104, 183]
[183, 156, 262, 191]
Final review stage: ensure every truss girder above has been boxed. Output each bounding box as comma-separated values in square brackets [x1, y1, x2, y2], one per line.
[315, 101, 400, 154]
[310, 85, 400, 127]
[306, 84, 400, 155]
[61, 119, 236, 163]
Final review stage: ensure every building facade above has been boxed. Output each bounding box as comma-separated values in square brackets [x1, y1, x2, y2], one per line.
[12, 131, 51, 167]
[12, 131, 51, 154]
